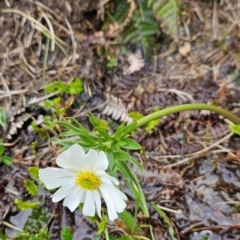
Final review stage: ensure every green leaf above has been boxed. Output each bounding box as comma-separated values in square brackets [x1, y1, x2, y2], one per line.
[96, 127, 111, 140]
[153, 204, 175, 240]
[45, 81, 68, 94]
[116, 161, 132, 182]
[0, 233, 8, 240]
[61, 226, 73, 240]
[60, 130, 79, 137]
[129, 157, 144, 172]
[2, 156, 13, 166]
[16, 228, 51, 240]
[122, 121, 137, 136]
[24, 179, 39, 197]
[0, 144, 4, 156]
[28, 167, 40, 181]
[114, 123, 126, 141]
[117, 161, 148, 216]
[89, 114, 102, 129]
[117, 140, 127, 146]
[51, 138, 81, 146]
[105, 151, 116, 174]
[63, 118, 97, 137]
[116, 236, 132, 240]
[15, 199, 40, 210]
[68, 78, 83, 95]
[44, 97, 61, 109]
[229, 124, 240, 135]
[107, 56, 118, 68]
[145, 118, 159, 132]
[97, 215, 107, 235]
[118, 210, 139, 233]
[120, 137, 142, 150]
[0, 110, 7, 131]
[147, 0, 154, 8]
[55, 121, 83, 134]
[79, 134, 98, 145]
[112, 151, 131, 161]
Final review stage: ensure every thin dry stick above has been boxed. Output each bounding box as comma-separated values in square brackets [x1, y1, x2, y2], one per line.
[0, 89, 30, 98]
[27, 91, 59, 105]
[165, 131, 234, 168]
[148, 129, 231, 160]
[0, 221, 23, 232]
[74, 102, 107, 118]
[157, 88, 195, 102]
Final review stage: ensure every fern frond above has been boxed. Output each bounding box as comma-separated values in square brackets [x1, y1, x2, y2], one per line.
[110, 0, 159, 57]
[112, 0, 130, 23]
[101, 94, 133, 123]
[152, 0, 179, 40]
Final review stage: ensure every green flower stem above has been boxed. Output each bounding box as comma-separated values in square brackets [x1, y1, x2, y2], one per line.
[135, 103, 240, 130]
[104, 227, 110, 240]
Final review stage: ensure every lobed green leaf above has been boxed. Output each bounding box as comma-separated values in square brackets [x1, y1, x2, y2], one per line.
[61, 226, 73, 240]
[24, 179, 39, 197]
[120, 137, 142, 150]
[15, 199, 40, 210]
[229, 124, 240, 135]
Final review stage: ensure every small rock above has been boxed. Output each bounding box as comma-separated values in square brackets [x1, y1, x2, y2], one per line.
[179, 42, 191, 57]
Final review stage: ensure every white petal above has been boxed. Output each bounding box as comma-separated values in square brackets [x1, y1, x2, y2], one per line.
[84, 149, 99, 169]
[94, 151, 109, 171]
[56, 151, 73, 169]
[93, 190, 102, 219]
[100, 184, 126, 213]
[56, 144, 85, 169]
[66, 144, 86, 169]
[39, 168, 75, 180]
[99, 185, 118, 221]
[100, 176, 117, 187]
[44, 177, 75, 189]
[63, 187, 84, 212]
[97, 172, 119, 185]
[82, 191, 95, 217]
[39, 168, 75, 189]
[51, 183, 76, 202]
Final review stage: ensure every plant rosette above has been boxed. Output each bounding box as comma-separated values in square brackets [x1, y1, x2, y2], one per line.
[39, 144, 127, 221]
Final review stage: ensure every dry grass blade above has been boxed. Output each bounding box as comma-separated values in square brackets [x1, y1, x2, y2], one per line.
[1, 8, 67, 47]
[165, 131, 233, 168]
[0, 74, 11, 109]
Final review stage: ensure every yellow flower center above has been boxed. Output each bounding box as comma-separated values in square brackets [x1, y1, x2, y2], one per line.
[75, 171, 101, 190]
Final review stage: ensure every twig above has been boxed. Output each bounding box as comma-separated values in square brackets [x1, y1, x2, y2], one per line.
[0, 221, 23, 232]
[165, 131, 233, 168]
[155, 204, 182, 214]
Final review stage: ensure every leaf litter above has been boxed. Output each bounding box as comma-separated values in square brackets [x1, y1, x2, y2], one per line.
[1, 0, 240, 239]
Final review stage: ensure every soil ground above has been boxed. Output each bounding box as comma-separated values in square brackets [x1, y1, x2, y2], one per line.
[1, 0, 240, 239]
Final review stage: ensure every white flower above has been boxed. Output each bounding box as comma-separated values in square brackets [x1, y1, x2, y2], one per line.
[39, 144, 127, 221]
